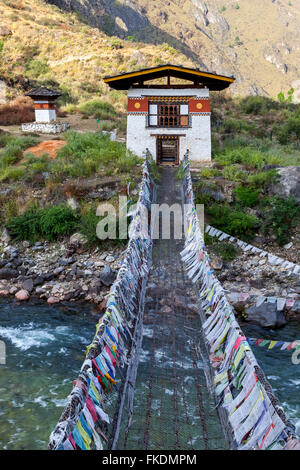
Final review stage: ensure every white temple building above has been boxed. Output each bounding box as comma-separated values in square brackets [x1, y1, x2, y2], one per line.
[104, 64, 235, 164]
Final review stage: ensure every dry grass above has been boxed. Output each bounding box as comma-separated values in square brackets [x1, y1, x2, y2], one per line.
[0, 0, 193, 110]
[0, 96, 34, 125]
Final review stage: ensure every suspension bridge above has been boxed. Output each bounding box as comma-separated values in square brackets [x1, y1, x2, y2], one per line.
[48, 152, 300, 451]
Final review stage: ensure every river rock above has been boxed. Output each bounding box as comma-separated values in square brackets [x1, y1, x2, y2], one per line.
[33, 275, 45, 286]
[0, 228, 11, 243]
[245, 302, 287, 328]
[291, 301, 300, 315]
[100, 266, 116, 286]
[22, 279, 34, 293]
[12, 258, 22, 268]
[69, 233, 88, 247]
[211, 257, 223, 270]
[58, 258, 68, 266]
[47, 296, 60, 304]
[95, 261, 106, 268]
[0, 290, 9, 296]
[53, 267, 64, 276]
[0, 268, 18, 279]
[15, 289, 30, 301]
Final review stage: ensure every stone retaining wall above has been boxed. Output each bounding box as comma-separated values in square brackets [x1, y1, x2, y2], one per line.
[21, 122, 70, 134]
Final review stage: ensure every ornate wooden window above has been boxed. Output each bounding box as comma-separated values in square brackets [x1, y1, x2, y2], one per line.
[148, 102, 189, 127]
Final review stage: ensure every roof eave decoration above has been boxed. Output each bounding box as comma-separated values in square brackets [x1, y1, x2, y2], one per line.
[103, 64, 235, 91]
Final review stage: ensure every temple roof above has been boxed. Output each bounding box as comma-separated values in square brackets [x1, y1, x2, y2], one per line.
[104, 64, 235, 91]
[26, 87, 61, 99]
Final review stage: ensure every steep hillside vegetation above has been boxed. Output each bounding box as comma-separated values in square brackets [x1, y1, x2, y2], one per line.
[0, 0, 193, 108]
[44, 0, 300, 99]
[1, 0, 300, 103]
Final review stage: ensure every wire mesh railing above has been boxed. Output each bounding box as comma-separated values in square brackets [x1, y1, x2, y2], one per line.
[48, 155, 156, 450]
[180, 150, 300, 450]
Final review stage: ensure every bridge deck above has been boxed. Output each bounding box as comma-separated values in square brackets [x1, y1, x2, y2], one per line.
[116, 167, 225, 450]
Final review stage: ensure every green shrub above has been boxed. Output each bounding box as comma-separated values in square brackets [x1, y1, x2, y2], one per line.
[24, 153, 51, 175]
[239, 96, 270, 114]
[110, 38, 123, 49]
[0, 166, 26, 182]
[79, 99, 117, 120]
[78, 206, 101, 247]
[215, 147, 267, 169]
[200, 168, 221, 179]
[233, 185, 260, 207]
[148, 160, 160, 183]
[222, 165, 248, 182]
[0, 41, 4, 53]
[204, 233, 213, 245]
[246, 169, 279, 188]
[0, 135, 37, 168]
[195, 192, 213, 205]
[262, 196, 300, 245]
[40, 204, 78, 241]
[275, 116, 300, 145]
[98, 121, 117, 132]
[221, 118, 253, 134]
[25, 59, 50, 78]
[176, 163, 185, 181]
[212, 242, 239, 261]
[7, 206, 44, 242]
[7, 204, 78, 242]
[55, 131, 141, 177]
[207, 204, 260, 241]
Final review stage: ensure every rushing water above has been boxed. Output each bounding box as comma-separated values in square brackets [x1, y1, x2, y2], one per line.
[0, 300, 96, 450]
[241, 320, 300, 437]
[1, 298, 300, 450]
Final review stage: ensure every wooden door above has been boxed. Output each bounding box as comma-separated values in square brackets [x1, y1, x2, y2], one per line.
[156, 137, 179, 165]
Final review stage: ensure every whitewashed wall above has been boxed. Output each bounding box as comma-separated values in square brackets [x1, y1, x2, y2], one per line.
[35, 109, 56, 122]
[126, 87, 211, 162]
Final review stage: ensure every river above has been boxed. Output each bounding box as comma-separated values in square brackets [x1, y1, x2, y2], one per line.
[0, 300, 299, 449]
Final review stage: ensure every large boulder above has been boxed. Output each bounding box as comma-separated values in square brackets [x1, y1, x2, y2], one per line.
[100, 266, 117, 287]
[245, 302, 287, 329]
[270, 166, 300, 204]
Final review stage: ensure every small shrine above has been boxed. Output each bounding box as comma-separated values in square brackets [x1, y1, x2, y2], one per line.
[21, 87, 70, 134]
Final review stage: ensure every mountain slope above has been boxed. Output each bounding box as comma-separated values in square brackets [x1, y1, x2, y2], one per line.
[44, 0, 300, 99]
[0, 0, 193, 107]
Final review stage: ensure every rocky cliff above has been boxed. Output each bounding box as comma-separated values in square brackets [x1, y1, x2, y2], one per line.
[44, 0, 300, 98]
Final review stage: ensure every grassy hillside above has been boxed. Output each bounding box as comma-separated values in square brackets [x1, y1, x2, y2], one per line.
[0, 0, 194, 109]
[43, 0, 300, 99]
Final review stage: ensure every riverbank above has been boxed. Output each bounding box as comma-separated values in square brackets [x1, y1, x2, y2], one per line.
[0, 235, 124, 306]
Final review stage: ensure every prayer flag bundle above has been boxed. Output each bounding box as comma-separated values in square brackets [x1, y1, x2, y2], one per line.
[49, 158, 155, 450]
[180, 154, 299, 450]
